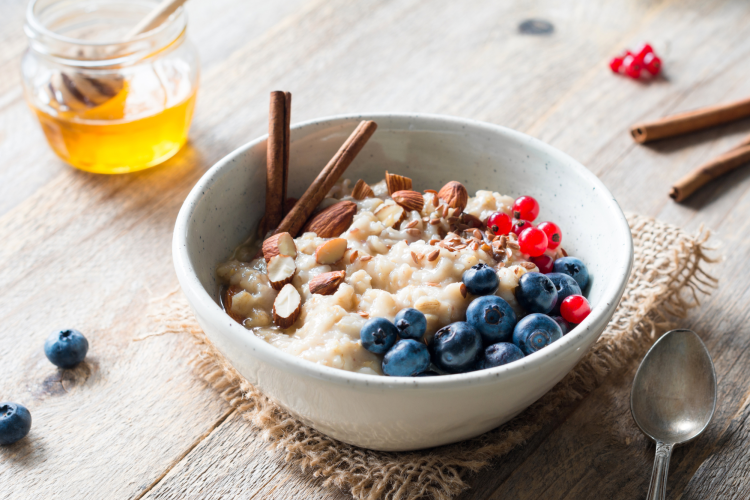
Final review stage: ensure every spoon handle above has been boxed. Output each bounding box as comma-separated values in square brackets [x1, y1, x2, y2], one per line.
[647, 441, 673, 500]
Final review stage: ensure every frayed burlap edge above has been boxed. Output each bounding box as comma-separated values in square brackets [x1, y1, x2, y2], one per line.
[148, 213, 718, 500]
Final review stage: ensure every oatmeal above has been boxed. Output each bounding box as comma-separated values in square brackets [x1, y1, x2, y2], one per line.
[217, 177, 539, 375]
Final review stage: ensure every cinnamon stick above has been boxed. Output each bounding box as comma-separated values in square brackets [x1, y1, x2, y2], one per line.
[670, 138, 750, 202]
[264, 91, 291, 233]
[276, 120, 378, 237]
[631, 96, 750, 144]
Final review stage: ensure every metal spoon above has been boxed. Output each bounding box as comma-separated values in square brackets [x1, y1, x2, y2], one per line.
[631, 329, 717, 500]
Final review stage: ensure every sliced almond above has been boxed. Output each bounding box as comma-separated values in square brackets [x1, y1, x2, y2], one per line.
[351, 179, 375, 200]
[385, 171, 412, 194]
[267, 255, 297, 290]
[309, 270, 346, 295]
[302, 200, 357, 238]
[273, 284, 301, 328]
[262, 232, 297, 262]
[391, 190, 425, 213]
[374, 202, 406, 228]
[315, 238, 348, 265]
[222, 286, 246, 324]
[437, 181, 468, 212]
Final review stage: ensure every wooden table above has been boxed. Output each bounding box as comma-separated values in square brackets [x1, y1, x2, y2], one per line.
[2, 0, 750, 498]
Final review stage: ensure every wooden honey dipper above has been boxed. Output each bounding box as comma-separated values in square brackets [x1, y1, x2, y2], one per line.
[49, 0, 189, 112]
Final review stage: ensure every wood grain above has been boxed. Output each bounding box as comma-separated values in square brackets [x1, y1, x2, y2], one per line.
[2, 0, 750, 498]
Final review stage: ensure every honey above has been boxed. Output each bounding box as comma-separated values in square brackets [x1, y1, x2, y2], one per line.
[30, 85, 197, 174]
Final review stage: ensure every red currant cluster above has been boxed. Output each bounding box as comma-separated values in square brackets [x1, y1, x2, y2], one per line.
[487, 195, 560, 258]
[609, 43, 661, 80]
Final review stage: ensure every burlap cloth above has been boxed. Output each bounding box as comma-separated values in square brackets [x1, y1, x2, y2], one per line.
[149, 213, 718, 500]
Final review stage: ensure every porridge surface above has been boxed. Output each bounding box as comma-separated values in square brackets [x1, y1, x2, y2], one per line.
[217, 179, 540, 375]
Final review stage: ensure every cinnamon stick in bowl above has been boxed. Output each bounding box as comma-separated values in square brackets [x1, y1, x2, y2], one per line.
[263, 91, 292, 233]
[670, 134, 750, 202]
[631, 96, 750, 144]
[277, 120, 378, 237]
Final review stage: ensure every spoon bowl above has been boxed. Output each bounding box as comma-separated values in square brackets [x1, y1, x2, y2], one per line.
[631, 329, 717, 500]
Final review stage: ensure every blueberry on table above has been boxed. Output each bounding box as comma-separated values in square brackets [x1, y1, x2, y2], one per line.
[44, 329, 89, 369]
[462, 263, 499, 296]
[430, 322, 483, 373]
[512, 313, 563, 355]
[553, 256, 589, 289]
[360, 317, 398, 354]
[382, 339, 431, 377]
[481, 342, 525, 369]
[546, 272, 582, 315]
[515, 272, 557, 314]
[394, 308, 427, 341]
[551, 315, 572, 335]
[0, 402, 32, 445]
[466, 295, 517, 345]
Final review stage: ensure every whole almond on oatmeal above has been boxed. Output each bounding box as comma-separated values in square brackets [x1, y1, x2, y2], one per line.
[315, 238, 348, 265]
[438, 181, 468, 212]
[302, 200, 357, 238]
[385, 171, 412, 194]
[392, 190, 424, 213]
[351, 179, 375, 200]
[309, 270, 346, 295]
[374, 202, 406, 228]
[262, 232, 297, 262]
[273, 283, 301, 328]
[267, 254, 297, 290]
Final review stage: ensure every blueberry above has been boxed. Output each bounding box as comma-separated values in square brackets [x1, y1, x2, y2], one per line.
[360, 317, 398, 354]
[481, 342, 525, 369]
[382, 339, 431, 376]
[44, 329, 88, 369]
[394, 308, 427, 341]
[551, 315, 572, 335]
[466, 296, 517, 345]
[553, 257, 589, 289]
[515, 272, 557, 314]
[546, 272, 582, 315]
[0, 402, 32, 445]
[462, 263, 499, 296]
[512, 313, 563, 355]
[429, 322, 483, 373]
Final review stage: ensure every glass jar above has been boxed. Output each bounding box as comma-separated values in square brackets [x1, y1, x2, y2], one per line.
[22, 0, 199, 174]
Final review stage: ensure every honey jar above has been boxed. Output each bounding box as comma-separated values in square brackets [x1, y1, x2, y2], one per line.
[21, 0, 199, 174]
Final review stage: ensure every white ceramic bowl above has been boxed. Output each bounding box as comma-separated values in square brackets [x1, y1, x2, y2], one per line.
[173, 113, 633, 451]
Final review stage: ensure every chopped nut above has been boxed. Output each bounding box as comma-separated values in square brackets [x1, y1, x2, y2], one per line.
[262, 232, 297, 262]
[267, 255, 297, 290]
[315, 238, 348, 265]
[309, 270, 346, 295]
[273, 284, 301, 328]
[375, 202, 407, 228]
[385, 171, 412, 194]
[351, 179, 375, 200]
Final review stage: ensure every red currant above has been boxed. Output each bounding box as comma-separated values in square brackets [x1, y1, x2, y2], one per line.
[511, 219, 532, 236]
[512, 196, 540, 221]
[634, 44, 654, 62]
[642, 52, 661, 75]
[487, 212, 512, 236]
[609, 56, 624, 73]
[518, 227, 547, 257]
[560, 295, 591, 324]
[622, 53, 642, 79]
[530, 254, 554, 273]
[537, 221, 562, 250]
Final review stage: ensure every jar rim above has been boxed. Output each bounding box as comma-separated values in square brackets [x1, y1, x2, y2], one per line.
[25, 0, 187, 67]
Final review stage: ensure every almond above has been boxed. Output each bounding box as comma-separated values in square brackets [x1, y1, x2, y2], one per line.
[267, 255, 297, 290]
[302, 200, 357, 238]
[437, 181, 468, 212]
[222, 286, 246, 324]
[374, 202, 406, 228]
[273, 283, 301, 328]
[391, 190, 424, 213]
[309, 270, 346, 295]
[315, 238, 348, 265]
[351, 179, 375, 200]
[262, 232, 297, 262]
[385, 171, 412, 194]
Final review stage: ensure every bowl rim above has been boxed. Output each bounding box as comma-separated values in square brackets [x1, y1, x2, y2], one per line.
[173, 112, 634, 390]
